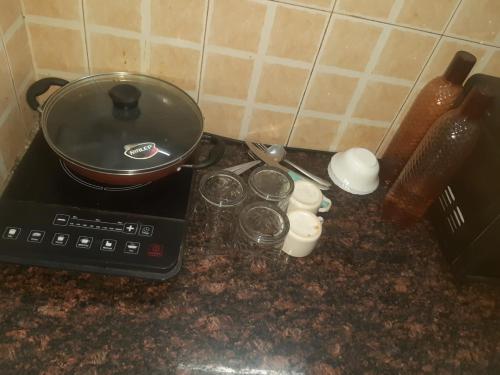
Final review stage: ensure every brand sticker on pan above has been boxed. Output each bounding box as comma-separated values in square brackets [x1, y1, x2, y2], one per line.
[124, 142, 158, 159]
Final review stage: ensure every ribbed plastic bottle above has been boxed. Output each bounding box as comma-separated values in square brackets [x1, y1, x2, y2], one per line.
[381, 51, 477, 185]
[382, 87, 493, 227]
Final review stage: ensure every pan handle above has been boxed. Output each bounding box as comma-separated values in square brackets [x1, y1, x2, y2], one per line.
[26, 77, 69, 111]
[184, 134, 225, 169]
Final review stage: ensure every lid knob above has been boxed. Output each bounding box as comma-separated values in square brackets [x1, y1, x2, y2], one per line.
[109, 84, 141, 109]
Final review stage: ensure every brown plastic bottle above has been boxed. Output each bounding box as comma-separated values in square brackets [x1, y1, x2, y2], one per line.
[382, 87, 493, 227]
[381, 51, 477, 185]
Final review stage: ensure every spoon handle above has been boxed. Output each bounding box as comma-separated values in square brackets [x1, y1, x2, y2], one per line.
[283, 159, 332, 188]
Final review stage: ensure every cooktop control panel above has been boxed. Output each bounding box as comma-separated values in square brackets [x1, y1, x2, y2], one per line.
[0, 200, 186, 280]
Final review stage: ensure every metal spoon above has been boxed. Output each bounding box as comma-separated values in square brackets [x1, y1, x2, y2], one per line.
[259, 144, 332, 188]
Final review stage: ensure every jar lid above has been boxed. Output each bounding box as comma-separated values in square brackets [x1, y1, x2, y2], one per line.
[41, 73, 203, 174]
[238, 202, 290, 245]
[248, 166, 294, 202]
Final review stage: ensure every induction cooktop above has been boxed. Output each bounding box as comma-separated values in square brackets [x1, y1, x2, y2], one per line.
[0, 131, 194, 280]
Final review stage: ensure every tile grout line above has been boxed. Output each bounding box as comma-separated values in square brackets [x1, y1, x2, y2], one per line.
[0, 14, 29, 131]
[2, 16, 24, 43]
[238, 2, 277, 140]
[14, 1, 37, 135]
[375, 36, 444, 156]
[85, 24, 142, 39]
[317, 65, 414, 86]
[0, 101, 15, 129]
[285, 11, 333, 146]
[264, 55, 311, 69]
[270, 0, 332, 13]
[442, 0, 463, 36]
[196, 0, 210, 102]
[80, 0, 91, 74]
[21, 3, 40, 80]
[201, 94, 247, 106]
[140, 0, 152, 74]
[25, 15, 82, 30]
[36, 69, 88, 80]
[473, 48, 495, 73]
[387, 0, 405, 22]
[152, 35, 202, 51]
[197, 0, 213, 104]
[329, 24, 392, 152]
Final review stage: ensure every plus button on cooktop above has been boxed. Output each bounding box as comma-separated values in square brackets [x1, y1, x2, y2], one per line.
[123, 223, 138, 234]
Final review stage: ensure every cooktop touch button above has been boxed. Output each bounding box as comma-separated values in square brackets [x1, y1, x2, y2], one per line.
[124, 241, 140, 255]
[53, 214, 70, 226]
[123, 223, 138, 235]
[2, 227, 21, 240]
[76, 236, 93, 249]
[101, 239, 117, 252]
[139, 225, 154, 237]
[52, 233, 69, 246]
[28, 230, 45, 243]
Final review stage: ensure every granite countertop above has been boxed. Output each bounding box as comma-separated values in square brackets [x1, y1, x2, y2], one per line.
[0, 141, 499, 375]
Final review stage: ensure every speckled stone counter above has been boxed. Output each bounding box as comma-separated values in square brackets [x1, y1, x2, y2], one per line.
[1, 141, 499, 375]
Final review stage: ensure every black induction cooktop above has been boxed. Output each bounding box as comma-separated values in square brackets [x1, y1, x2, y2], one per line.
[0, 131, 194, 280]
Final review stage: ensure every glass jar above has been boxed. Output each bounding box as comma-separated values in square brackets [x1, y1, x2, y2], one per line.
[248, 166, 294, 211]
[198, 170, 247, 250]
[235, 201, 289, 251]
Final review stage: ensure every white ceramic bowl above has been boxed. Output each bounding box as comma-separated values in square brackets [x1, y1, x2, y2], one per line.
[328, 147, 379, 195]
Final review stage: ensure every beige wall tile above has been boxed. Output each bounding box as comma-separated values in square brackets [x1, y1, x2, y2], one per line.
[335, 0, 395, 21]
[23, 0, 81, 20]
[29, 24, 86, 73]
[419, 38, 488, 84]
[447, 0, 500, 45]
[247, 109, 294, 145]
[5, 26, 34, 89]
[373, 29, 437, 81]
[321, 17, 382, 72]
[85, 0, 141, 32]
[255, 63, 309, 107]
[276, 0, 334, 11]
[0, 0, 22, 32]
[0, 107, 27, 171]
[483, 51, 500, 77]
[396, 0, 459, 33]
[200, 100, 244, 139]
[209, 0, 266, 53]
[0, 43, 14, 113]
[202, 53, 253, 99]
[288, 116, 339, 151]
[353, 81, 409, 122]
[150, 43, 200, 91]
[304, 72, 358, 115]
[89, 33, 140, 73]
[267, 6, 327, 63]
[337, 124, 386, 153]
[151, 0, 206, 43]
[17, 83, 39, 135]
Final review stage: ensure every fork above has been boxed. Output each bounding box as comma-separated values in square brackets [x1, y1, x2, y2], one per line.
[223, 159, 261, 175]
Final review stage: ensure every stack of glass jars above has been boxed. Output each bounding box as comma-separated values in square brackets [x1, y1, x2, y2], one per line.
[197, 165, 294, 265]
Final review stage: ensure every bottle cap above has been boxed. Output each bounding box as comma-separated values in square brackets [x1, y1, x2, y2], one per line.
[443, 51, 476, 85]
